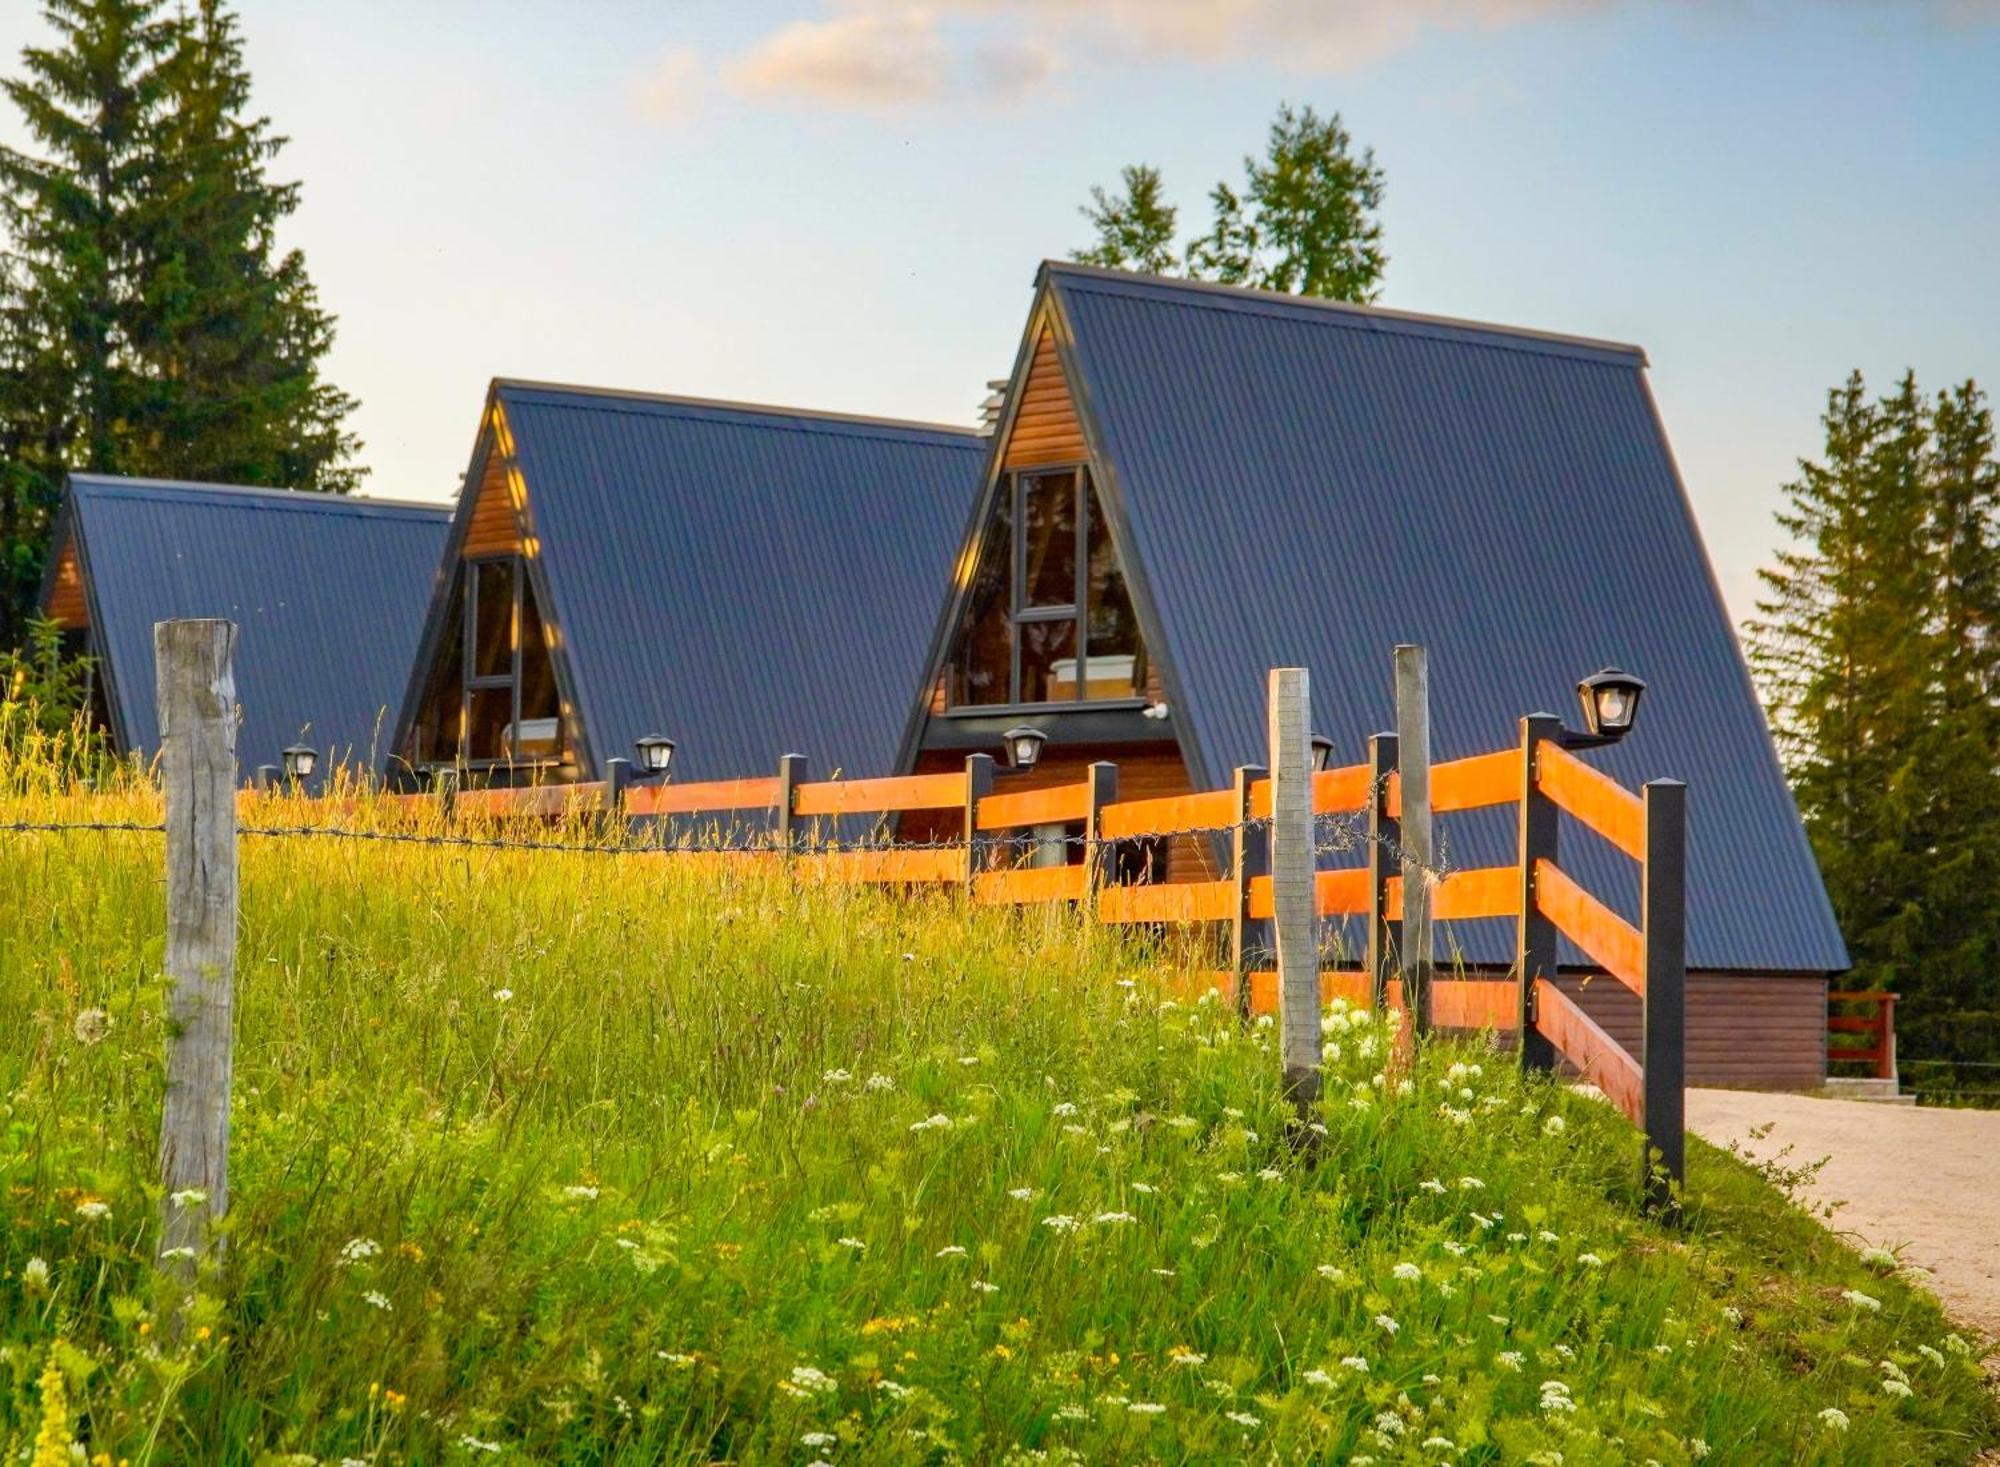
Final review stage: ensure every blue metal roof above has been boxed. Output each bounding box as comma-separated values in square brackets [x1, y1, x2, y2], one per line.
[54, 474, 450, 777]
[495, 382, 986, 782]
[1041, 263, 1846, 974]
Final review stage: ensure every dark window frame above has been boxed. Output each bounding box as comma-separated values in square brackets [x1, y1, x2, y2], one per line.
[455, 553, 564, 771]
[947, 462, 1148, 716]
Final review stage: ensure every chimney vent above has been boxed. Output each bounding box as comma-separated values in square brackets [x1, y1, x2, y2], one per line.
[976, 379, 1008, 436]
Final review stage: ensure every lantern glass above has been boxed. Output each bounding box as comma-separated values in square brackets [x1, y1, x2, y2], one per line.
[634, 735, 676, 776]
[281, 744, 318, 781]
[1002, 724, 1045, 773]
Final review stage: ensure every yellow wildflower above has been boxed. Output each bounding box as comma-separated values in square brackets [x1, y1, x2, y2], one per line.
[32, 1348, 72, 1467]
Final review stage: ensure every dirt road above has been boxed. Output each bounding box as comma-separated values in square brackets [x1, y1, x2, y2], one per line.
[1688, 1089, 2000, 1341]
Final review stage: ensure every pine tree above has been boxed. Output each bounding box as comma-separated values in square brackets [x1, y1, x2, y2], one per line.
[1072, 102, 1387, 303]
[0, 0, 176, 641]
[0, 0, 361, 645]
[128, 0, 358, 490]
[1750, 371, 2000, 1080]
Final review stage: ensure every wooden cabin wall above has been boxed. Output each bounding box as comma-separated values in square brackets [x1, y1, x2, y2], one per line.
[45, 540, 87, 627]
[1551, 971, 1828, 1089]
[461, 447, 524, 558]
[1003, 324, 1087, 470]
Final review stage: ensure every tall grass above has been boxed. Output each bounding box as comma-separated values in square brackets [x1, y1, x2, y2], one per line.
[0, 732, 1993, 1463]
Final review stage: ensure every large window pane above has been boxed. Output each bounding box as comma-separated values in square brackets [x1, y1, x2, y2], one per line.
[466, 686, 513, 763]
[1021, 617, 1077, 704]
[516, 577, 563, 759]
[472, 559, 516, 680]
[1021, 470, 1077, 609]
[952, 493, 1014, 706]
[411, 580, 467, 763]
[1082, 485, 1143, 700]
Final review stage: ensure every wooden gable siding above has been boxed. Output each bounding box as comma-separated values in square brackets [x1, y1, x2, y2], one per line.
[1002, 323, 1087, 470]
[46, 538, 87, 627]
[461, 438, 524, 559]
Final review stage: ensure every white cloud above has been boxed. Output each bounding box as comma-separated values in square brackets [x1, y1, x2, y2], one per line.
[724, 6, 1060, 110]
[631, 45, 704, 124]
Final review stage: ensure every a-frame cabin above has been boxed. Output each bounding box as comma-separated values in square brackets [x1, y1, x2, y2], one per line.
[390, 380, 986, 786]
[899, 263, 1848, 1088]
[37, 474, 450, 778]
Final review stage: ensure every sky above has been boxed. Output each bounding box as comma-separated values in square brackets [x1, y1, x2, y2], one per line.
[2, 0, 1996, 626]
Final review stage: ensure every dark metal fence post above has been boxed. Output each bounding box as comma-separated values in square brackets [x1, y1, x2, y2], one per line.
[1365, 733, 1399, 1012]
[1642, 778, 1688, 1214]
[1231, 763, 1269, 1016]
[963, 754, 995, 891]
[777, 754, 808, 854]
[602, 757, 631, 842]
[1083, 761, 1118, 901]
[1515, 715, 1562, 1071]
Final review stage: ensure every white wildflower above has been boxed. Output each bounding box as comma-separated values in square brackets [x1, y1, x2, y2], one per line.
[1008, 1186, 1037, 1200]
[801, 1432, 838, 1447]
[491, 988, 513, 1003]
[1131, 1181, 1156, 1194]
[972, 1280, 1000, 1294]
[1393, 1262, 1422, 1283]
[1316, 1264, 1346, 1281]
[1860, 1246, 1898, 1270]
[1373, 1411, 1406, 1436]
[457, 1437, 504, 1455]
[878, 1379, 913, 1399]
[1419, 1178, 1447, 1194]
[1041, 1214, 1080, 1232]
[1052, 1101, 1078, 1116]
[1093, 1211, 1137, 1225]
[1341, 1355, 1369, 1373]
[789, 1364, 837, 1395]
[935, 1244, 968, 1258]
[1226, 1411, 1262, 1428]
[909, 1114, 953, 1132]
[1497, 1350, 1523, 1371]
[1543, 1114, 1566, 1136]
[1422, 1438, 1457, 1452]
[958, 1055, 980, 1066]
[1842, 1289, 1882, 1312]
[1882, 1378, 1914, 1399]
[1817, 1407, 1849, 1431]
[657, 1351, 696, 1366]
[73, 1199, 110, 1221]
[836, 1236, 866, 1251]
[821, 1068, 853, 1084]
[169, 1188, 208, 1209]
[1302, 1368, 1334, 1387]
[562, 1184, 599, 1201]
[1127, 1401, 1167, 1416]
[22, 1257, 49, 1290]
[1458, 1176, 1485, 1190]
[1375, 1313, 1400, 1335]
[1577, 1252, 1604, 1268]
[1918, 1344, 1946, 1368]
[339, 1237, 381, 1263]
[1257, 1168, 1282, 1182]
[362, 1290, 392, 1311]
[865, 1072, 895, 1091]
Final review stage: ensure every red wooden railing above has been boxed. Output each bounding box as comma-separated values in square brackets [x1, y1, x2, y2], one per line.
[1827, 991, 1898, 1082]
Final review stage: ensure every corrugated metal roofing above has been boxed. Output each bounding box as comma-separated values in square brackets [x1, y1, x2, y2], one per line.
[496, 383, 985, 782]
[54, 474, 450, 776]
[1040, 263, 1846, 974]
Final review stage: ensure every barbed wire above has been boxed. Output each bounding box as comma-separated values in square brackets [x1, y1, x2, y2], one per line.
[0, 800, 1466, 883]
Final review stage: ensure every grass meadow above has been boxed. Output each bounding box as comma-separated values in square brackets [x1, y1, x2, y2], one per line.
[0, 721, 1994, 1464]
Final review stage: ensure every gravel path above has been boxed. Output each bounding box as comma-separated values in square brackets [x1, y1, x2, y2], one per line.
[1688, 1088, 2000, 1342]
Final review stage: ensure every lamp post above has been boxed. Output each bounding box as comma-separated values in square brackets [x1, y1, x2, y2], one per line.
[1310, 733, 1336, 772]
[1001, 725, 1046, 775]
[280, 744, 318, 790]
[633, 734, 677, 782]
[1561, 667, 1647, 749]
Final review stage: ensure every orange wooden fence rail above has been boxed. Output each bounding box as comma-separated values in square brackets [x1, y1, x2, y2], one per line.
[344, 709, 1688, 1205]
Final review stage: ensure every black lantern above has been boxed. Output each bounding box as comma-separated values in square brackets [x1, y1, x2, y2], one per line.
[1002, 724, 1046, 773]
[1575, 667, 1646, 741]
[633, 735, 677, 778]
[1310, 733, 1336, 772]
[281, 744, 318, 782]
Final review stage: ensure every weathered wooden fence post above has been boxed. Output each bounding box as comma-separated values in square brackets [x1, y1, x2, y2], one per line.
[1230, 763, 1268, 1016]
[155, 619, 238, 1281]
[1641, 778, 1688, 1213]
[1365, 732, 1399, 1012]
[1515, 714, 1562, 1071]
[1267, 668, 1320, 1111]
[1394, 645, 1434, 1036]
[1083, 761, 1118, 898]
[963, 753, 995, 891]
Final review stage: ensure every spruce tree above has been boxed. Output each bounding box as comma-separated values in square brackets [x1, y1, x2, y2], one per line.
[1750, 371, 2000, 1081]
[129, 0, 358, 491]
[0, 0, 360, 644]
[0, 0, 176, 641]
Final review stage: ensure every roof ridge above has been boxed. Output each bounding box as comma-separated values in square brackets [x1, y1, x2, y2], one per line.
[1039, 260, 1648, 367]
[495, 378, 984, 442]
[68, 474, 450, 515]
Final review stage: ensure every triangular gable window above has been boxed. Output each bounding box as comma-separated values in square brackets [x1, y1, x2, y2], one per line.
[949, 467, 1147, 708]
[409, 555, 566, 767]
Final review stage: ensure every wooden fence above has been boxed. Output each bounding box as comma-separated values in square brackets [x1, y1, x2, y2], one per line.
[303, 680, 1690, 1206]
